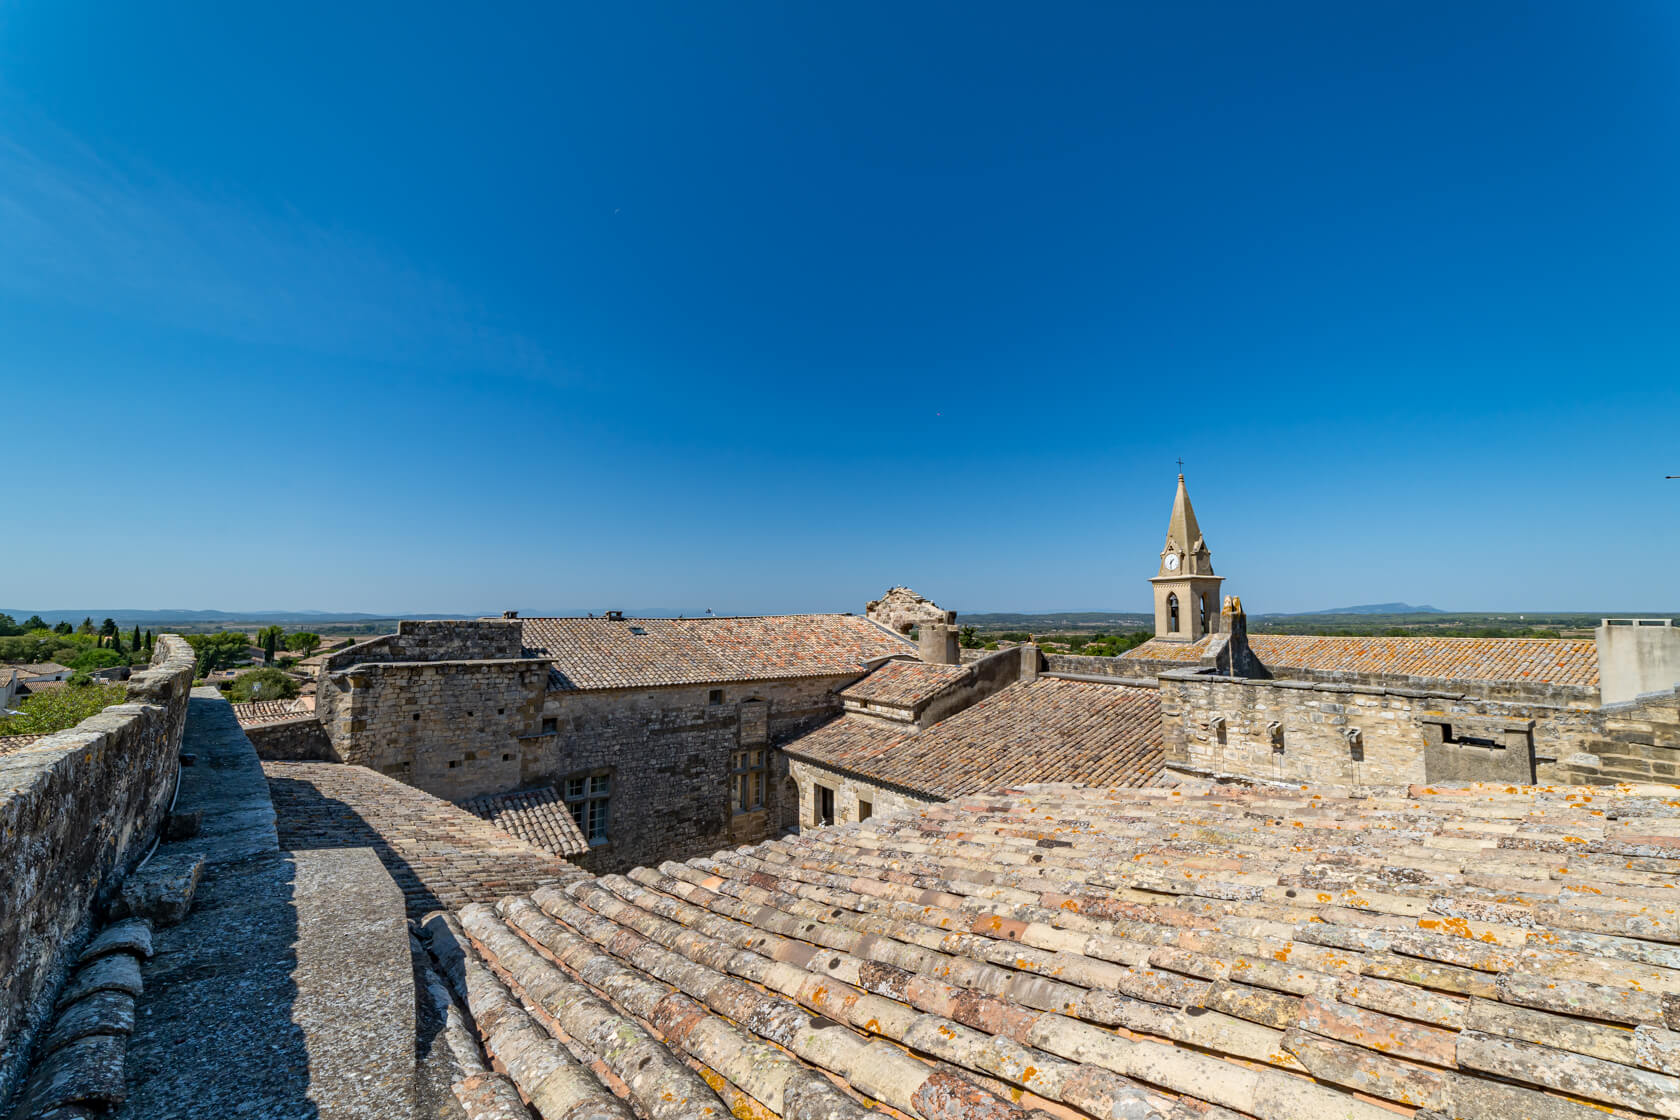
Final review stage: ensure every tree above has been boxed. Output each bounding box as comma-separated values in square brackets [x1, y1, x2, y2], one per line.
[111, 628, 124, 657]
[54, 621, 73, 636]
[185, 631, 252, 676]
[99, 618, 118, 639]
[286, 632, 322, 659]
[144, 629, 154, 652]
[77, 617, 94, 635]
[0, 615, 18, 637]
[227, 667, 300, 703]
[256, 625, 285, 665]
[130, 625, 141, 652]
[0, 681, 127, 736]
[22, 615, 48, 633]
[68, 647, 125, 672]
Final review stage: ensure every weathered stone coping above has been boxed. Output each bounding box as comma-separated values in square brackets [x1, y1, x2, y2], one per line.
[0, 635, 195, 1105]
[1040, 672, 1160, 689]
[1158, 666, 1581, 711]
[329, 656, 552, 676]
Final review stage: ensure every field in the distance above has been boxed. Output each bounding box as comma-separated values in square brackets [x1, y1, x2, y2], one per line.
[957, 610, 1676, 641]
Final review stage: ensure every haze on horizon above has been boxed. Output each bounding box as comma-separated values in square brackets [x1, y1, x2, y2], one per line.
[3, 2, 1677, 616]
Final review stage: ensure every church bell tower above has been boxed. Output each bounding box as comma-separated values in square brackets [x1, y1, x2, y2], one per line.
[1151, 474, 1223, 641]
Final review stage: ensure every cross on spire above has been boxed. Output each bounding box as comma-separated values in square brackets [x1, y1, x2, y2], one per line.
[1176, 457, 1184, 471]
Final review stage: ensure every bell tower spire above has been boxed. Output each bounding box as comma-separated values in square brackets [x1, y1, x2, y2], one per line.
[1151, 473, 1224, 641]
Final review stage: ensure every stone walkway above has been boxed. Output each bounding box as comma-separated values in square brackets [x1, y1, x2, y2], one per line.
[264, 761, 583, 918]
[118, 690, 420, 1120]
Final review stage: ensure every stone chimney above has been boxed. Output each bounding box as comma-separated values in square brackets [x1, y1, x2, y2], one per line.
[502, 610, 519, 619]
[1020, 643, 1041, 682]
[917, 610, 960, 666]
[604, 610, 625, 622]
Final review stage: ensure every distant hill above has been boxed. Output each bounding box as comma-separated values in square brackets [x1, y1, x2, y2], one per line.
[1293, 603, 1445, 616]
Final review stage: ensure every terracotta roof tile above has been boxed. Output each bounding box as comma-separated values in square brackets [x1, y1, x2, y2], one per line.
[424, 779, 1680, 1120]
[1124, 633, 1601, 686]
[788, 678, 1165, 798]
[839, 659, 969, 707]
[457, 784, 590, 858]
[522, 615, 913, 691]
[230, 698, 314, 727]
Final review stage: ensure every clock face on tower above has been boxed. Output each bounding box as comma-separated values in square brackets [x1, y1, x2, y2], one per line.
[1164, 554, 1180, 571]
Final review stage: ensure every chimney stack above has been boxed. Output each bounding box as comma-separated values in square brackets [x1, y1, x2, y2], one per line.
[918, 611, 961, 666]
[502, 610, 519, 619]
[605, 610, 625, 622]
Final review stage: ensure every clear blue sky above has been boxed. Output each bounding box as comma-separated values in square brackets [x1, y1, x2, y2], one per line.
[4, 2, 1678, 616]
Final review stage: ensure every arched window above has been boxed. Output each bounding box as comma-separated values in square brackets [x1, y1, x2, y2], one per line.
[1167, 593, 1180, 634]
[1199, 594, 1212, 635]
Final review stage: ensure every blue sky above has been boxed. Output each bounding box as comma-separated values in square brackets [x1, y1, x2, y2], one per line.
[3, 2, 1678, 615]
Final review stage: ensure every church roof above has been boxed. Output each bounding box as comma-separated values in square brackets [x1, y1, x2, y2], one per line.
[1124, 633, 1601, 687]
[520, 615, 913, 692]
[424, 778, 1680, 1120]
[786, 677, 1165, 798]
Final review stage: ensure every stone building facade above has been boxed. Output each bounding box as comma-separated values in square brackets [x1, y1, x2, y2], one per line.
[314, 610, 916, 873]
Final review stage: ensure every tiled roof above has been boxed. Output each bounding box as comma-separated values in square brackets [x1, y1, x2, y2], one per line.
[788, 678, 1165, 798]
[1125, 633, 1601, 686]
[522, 615, 913, 691]
[457, 785, 589, 858]
[0, 732, 53, 757]
[839, 659, 969, 707]
[422, 779, 1680, 1120]
[231, 698, 314, 727]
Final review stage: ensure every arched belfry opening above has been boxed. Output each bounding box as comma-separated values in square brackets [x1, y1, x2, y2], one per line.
[1167, 593, 1180, 634]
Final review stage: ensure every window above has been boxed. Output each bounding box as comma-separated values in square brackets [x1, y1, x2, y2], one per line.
[564, 772, 611, 845]
[1199, 594, 1211, 635]
[541, 717, 558, 734]
[708, 689, 724, 705]
[1167, 593, 1180, 633]
[817, 785, 835, 827]
[857, 799, 872, 821]
[732, 748, 766, 812]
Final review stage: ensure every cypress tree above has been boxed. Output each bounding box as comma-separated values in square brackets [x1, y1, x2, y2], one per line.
[131, 624, 141, 651]
[112, 629, 123, 656]
[145, 629, 154, 651]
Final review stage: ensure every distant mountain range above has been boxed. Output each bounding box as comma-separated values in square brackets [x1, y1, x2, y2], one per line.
[1293, 603, 1445, 616]
[0, 608, 437, 626]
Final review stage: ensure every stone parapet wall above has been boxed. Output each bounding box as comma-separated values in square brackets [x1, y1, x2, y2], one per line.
[1252, 663, 1599, 708]
[1159, 669, 1599, 787]
[0, 634, 195, 1102]
[244, 715, 337, 761]
[321, 619, 524, 673]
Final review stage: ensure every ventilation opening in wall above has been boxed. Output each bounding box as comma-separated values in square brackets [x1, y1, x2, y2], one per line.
[497, 708, 504, 715]
[413, 713, 420, 721]
[1442, 724, 1500, 748]
[463, 751, 477, 761]
[502, 753, 513, 762]
[447, 760, 461, 769]
[709, 689, 724, 705]
[541, 717, 558, 734]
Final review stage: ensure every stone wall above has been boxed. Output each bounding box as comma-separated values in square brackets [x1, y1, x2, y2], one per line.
[316, 658, 551, 800]
[1045, 653, 1162, 683]
[321, 619, 524, 671]
[0, 634, 195, 1102]
[244, 715, 336, 761]
[1158, 669, 1600, 787]
[534, 674, 853, 873]
[787, 758, 937, 826]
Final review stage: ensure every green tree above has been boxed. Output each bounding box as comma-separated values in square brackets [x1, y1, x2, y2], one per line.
[0, 681, 128, 736]
[285, 632, 323, 659]
[111, 628, 124, 656]
[77, 617, 94, 635]
[99, 618, 118, 639]
[227, 667, 300, 703]
[68, 647, 125, 671]
[22, 615, 48, 632]
[957, 625, 980, 649]
[256, 625, 286, 665]
[130, 625, 141, 652]
[0, 614, 18, 637]
[144, 629, 154, 651]
[185, 631, 252, 676]
[54, 621, 73, 636]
